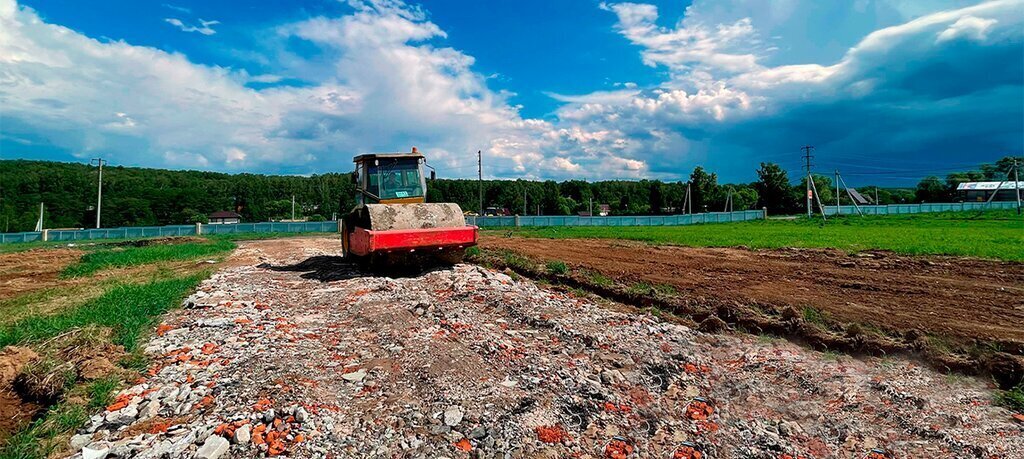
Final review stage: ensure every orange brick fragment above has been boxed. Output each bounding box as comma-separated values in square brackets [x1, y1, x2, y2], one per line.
[156, 324, 174, 336]
[535, 425, 571, 444]
[685, 400, 714, 421]
[672, 445, 702, 459]
[201, 343, 219, 355]
[148, 421, 171, 434]
[605, 439, 634, 459]
[454, 438, 472, 451]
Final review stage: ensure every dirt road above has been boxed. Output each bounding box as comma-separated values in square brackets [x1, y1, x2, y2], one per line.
[482, 236, 1024, 346]
[67, 237, 1023, 458]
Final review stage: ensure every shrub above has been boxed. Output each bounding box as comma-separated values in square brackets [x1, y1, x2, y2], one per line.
[546, 260, 568, 275]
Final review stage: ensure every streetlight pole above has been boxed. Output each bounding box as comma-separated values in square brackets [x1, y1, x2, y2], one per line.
[90, 158, 106, 228]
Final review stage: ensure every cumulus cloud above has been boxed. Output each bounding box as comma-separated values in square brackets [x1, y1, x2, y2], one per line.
[553, 0, 1024, 180]
[0, 0, 1021, 183]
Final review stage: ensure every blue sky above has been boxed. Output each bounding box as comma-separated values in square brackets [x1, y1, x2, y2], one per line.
[1, 0, 1021, 185]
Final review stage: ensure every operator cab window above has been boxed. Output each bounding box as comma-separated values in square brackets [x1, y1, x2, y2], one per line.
[367, 158, 423, 200]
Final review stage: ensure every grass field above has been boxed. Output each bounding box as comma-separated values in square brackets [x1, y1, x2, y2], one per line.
[497, 210, 1024, 261]
[60, 239, 234, 278]
[0, 274, 207, 350]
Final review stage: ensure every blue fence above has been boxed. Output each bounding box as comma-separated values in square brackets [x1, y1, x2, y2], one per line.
[1, 201, 1016, 244]
[823, 200, 1018, 216]
[467, 209, 765, 227]
[0, 221, 340, 244]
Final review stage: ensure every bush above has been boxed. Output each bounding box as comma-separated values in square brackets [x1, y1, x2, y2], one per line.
[546, 260, 568, 275]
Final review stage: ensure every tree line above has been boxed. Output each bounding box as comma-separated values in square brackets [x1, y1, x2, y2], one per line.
[0, 157, 1018, 232]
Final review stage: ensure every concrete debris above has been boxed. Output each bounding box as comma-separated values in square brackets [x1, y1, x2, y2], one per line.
[195, 436, 229, 459]
[64, 239, 1024, 459]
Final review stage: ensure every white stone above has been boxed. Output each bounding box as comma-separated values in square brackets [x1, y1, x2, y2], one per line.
[443, 406, 464, 427]
[341, 369, 367, 382]
[195, 435, 230, 459]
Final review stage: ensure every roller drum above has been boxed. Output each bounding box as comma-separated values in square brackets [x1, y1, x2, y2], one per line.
[363, 203, 467, 231]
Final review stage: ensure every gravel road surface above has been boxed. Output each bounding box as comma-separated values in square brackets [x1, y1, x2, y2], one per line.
[67, 237, 1024, 459]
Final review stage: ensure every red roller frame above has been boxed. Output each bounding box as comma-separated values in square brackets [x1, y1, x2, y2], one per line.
[348, 225, 478, 256]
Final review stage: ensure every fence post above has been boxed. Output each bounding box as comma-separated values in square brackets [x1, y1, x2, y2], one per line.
[41, 229, 49, 242]
[515, 215, 520, 228]
[762, 207, 768, 219]
[195, 222, 202, 236]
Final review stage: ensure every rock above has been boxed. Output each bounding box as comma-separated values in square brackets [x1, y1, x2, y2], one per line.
[443, 406, 464, 427]
[234, 424, 251, 444]
[197, 318, 234, 328]
[105, 405, 139, 425]
[263, 409, 276, 424]
[138, 400, 160, 420]
[79, 357, 117, 380]
[295, 407, 309, 423]
[70, 433, 92, 451]
[82, 444, 111, 459]
[468, 426, 488, 440]
[342, 369, 367, 382]
[195, 435, 230, 459]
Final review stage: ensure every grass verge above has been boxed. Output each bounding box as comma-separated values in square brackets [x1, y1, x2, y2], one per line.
[496, 210, 1024, 261]
[61, 239, 234, 278]
[0, 273, 208, 350]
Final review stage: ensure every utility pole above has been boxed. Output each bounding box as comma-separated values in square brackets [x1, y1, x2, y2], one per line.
[835, 170, 841, 215]
[523, 187, 527, 216]
[875, 187, 879, 207]
[589, 196, 593, 216]
[685, 182, 692, 214]
[1014, 158, 1021, 215]
[477, 150, 483, 215]
[801, 146, 814, 218]
[291, 195, 296, 221]
[90, 158, 106, 228]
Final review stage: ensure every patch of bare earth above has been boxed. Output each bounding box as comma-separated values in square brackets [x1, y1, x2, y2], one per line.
[62, 237, 1024, 459]
[482, 236, 1024, 347]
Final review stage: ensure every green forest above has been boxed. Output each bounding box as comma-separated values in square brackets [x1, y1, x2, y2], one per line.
[0, 157, 1019, 232]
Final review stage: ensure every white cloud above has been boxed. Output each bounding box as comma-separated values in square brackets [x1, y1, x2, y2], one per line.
[164, 17, 219, 35]
[936, 15, 998, 42]
[0, 0, 1020, 183]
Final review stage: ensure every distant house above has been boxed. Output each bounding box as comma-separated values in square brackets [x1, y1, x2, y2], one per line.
[208, 211, 242, 224]
[956, 181, 1022, 202]
[598, 204, 610, 216]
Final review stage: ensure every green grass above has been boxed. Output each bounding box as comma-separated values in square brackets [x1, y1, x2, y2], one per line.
[499, 210, 1024, 261]
[626, 281, 677, 296]
[0, 402, 89, 459]
[61, 239, 235, 278]
[0, 273, 207, 351]
[85, 377, 120, 410]
[996, 384, 1024, 413]
[546, 260, 568, 275]
[585, 271, 614, 287]
[802, 306, 827, 326]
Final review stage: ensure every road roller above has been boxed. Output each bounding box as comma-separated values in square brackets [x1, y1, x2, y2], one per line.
[341, 147, 478, 266]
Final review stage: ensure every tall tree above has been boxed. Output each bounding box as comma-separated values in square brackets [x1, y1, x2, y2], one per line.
[754, 162, 795, 214]
[689, 167, 718, 213]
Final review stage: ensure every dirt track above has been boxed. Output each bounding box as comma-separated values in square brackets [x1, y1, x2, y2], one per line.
[64, 237, 1024, 458]
[481, 236, 1024, 346]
